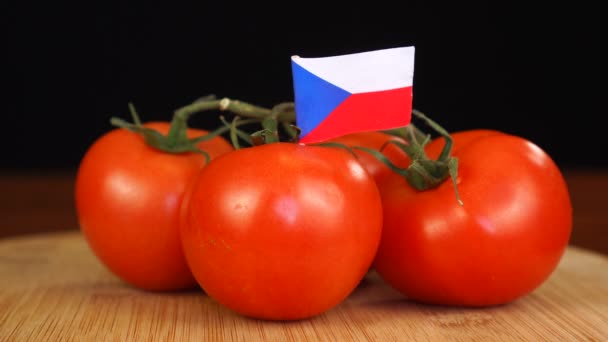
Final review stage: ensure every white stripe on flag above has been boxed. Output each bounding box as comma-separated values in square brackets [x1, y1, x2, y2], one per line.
[291, 46, 415, 94]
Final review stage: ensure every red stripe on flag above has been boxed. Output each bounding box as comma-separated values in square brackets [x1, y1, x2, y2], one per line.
[299, 86, 413, 144]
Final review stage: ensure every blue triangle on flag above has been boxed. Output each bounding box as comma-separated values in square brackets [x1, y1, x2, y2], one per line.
[291, 61, 351, 137]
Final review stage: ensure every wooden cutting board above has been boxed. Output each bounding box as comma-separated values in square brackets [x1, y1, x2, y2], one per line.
[1, 232, 607, 341]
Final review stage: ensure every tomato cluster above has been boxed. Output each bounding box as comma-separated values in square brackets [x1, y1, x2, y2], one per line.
[75, 99, 572, 321]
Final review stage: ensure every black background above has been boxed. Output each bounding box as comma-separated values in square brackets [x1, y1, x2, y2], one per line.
[3, 3, 604, 170]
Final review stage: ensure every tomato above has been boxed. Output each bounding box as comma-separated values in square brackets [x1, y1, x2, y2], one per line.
[327, 131, 410, 187]
[373, 130, 573, 306]
[75, 122, 233, 291]
[180, 142, 383, 320]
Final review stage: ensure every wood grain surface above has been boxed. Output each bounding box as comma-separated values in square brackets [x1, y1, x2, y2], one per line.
[1, 232, 607, 341]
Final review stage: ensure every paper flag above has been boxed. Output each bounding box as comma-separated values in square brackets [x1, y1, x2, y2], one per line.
[291, 46, 415, 144]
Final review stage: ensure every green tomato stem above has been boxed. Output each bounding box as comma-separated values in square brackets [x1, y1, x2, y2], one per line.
[343, 109, 463, 205]
[412, 109, 453, 162]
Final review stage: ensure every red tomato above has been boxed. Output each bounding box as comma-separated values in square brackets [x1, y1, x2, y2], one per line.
[374, 130, 573, 306]
[180, 142, 383, 320]
[75, 122, 233, 291]
[327, 131, 410, 187]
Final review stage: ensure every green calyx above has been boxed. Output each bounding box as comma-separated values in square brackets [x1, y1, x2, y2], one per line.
[382, 110, 463, 205]
[110, 102, 213, 164]
[347, 110, 462, 205]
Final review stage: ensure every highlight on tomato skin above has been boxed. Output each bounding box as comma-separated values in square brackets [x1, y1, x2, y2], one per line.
[373, 130, 573, 307]
[75, 122, 233, 291]
[180, 142, 384, 320]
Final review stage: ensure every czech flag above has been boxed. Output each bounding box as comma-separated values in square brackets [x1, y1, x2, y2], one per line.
[291, 46, 415, 144]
